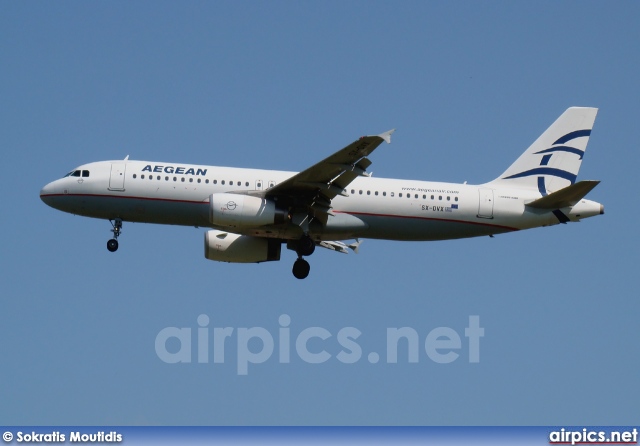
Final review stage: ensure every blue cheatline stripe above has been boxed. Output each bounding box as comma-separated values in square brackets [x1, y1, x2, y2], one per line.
[503, 167, 577, 184]
[534, 145, 585, 159]
[537, 177, 547, 196]
[553, 129, 591, 145]
[540, 154, 553, 166]
[553, 209, 570, 223]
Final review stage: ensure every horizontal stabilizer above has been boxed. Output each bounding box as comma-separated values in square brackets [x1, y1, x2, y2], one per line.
[526, 180, 600, 209]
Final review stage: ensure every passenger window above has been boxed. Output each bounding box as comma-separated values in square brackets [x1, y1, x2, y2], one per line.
[221, 180, 225, 185]
[383, 192, 386, 196]
[414, 194, 417, 199]
[439, 196, 442, 200]
[431, 195, 434, 200]
[390, 192, 394, 197]
[165, 176, 169, 181]
[189, 178, 193, 183]
[157, 176, 161, 180]
[133, 174, 137, 179]
[141, 174, 145, 179]
[149, 175, 153, 180]
[375, 191, 378, 196]
[399, 193, 403, 198]
[230, 181, 233, 186]
[422, 194, 426, 199]
[455, 197, 458, 202]
[173, 177, 177, 182]
[181, 178, 185, 182]
[197, 178, 201, 183]
[367, 191, 370, 195]
[245, 182, 249, 187]
[351, 189, 355, 194]
[447, 196, 450, 201]
[359, 190, 363, 195]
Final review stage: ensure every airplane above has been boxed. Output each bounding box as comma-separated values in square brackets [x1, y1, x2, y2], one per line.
[40, 107, 604, 279]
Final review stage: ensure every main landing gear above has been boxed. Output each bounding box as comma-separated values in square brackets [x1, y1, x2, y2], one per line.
[292, 234, 315, 280]
[107, 218, 123, 252]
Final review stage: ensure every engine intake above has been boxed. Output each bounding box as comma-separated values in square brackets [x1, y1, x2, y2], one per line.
[209, 193, 287, 227]
[204, 230, 281, 263]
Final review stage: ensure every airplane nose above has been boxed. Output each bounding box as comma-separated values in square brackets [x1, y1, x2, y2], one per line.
[40, 181, 57, 206]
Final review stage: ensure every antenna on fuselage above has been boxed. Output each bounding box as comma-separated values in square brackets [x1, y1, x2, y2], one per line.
[124, 155, 130, 161]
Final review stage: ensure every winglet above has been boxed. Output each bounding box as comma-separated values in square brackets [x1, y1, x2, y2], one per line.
[348, 239, 362, 254]
[378, 129, 395, 144]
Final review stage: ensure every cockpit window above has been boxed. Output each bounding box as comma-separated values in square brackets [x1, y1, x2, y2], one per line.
[63, 169, 87, 178]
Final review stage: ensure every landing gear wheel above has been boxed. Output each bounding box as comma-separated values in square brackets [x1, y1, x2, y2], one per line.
[292, 258, 310, 279]
[107, 239, 119, 252]
[107, 218, 123, 252]
[297, 235, 316, 257]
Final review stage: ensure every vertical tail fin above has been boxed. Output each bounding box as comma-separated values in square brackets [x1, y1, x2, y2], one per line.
[488, 107, 598, 194]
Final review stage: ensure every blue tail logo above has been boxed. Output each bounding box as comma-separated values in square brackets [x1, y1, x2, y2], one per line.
[502, 129, 591, 196]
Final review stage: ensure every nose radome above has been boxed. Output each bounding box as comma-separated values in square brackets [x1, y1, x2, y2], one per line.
[40, 181, 56, 205]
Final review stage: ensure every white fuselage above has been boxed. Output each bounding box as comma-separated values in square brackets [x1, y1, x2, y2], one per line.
[39, 159, 602, 242]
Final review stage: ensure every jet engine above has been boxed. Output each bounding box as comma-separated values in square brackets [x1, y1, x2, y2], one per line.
[204, 229, 281, 263]
[209, 193, 288, 227]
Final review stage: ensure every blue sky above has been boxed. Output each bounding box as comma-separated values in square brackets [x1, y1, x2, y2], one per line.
[1, 1, 638, 425]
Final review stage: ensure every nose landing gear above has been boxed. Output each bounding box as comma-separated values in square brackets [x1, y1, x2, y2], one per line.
[107, 218, 123, 252]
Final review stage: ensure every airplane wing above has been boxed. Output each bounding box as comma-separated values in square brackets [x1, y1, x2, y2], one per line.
[318, 239, 362, 254]
[265, 129, 394, 218]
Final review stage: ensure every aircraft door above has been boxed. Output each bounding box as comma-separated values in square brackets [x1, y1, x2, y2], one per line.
[477, 188, 494, 219]
[109, 163, 126, 191]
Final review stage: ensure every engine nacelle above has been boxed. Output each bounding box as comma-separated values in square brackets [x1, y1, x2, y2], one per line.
[209, 193, 287, 227]
[204, 230, 281, 263]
